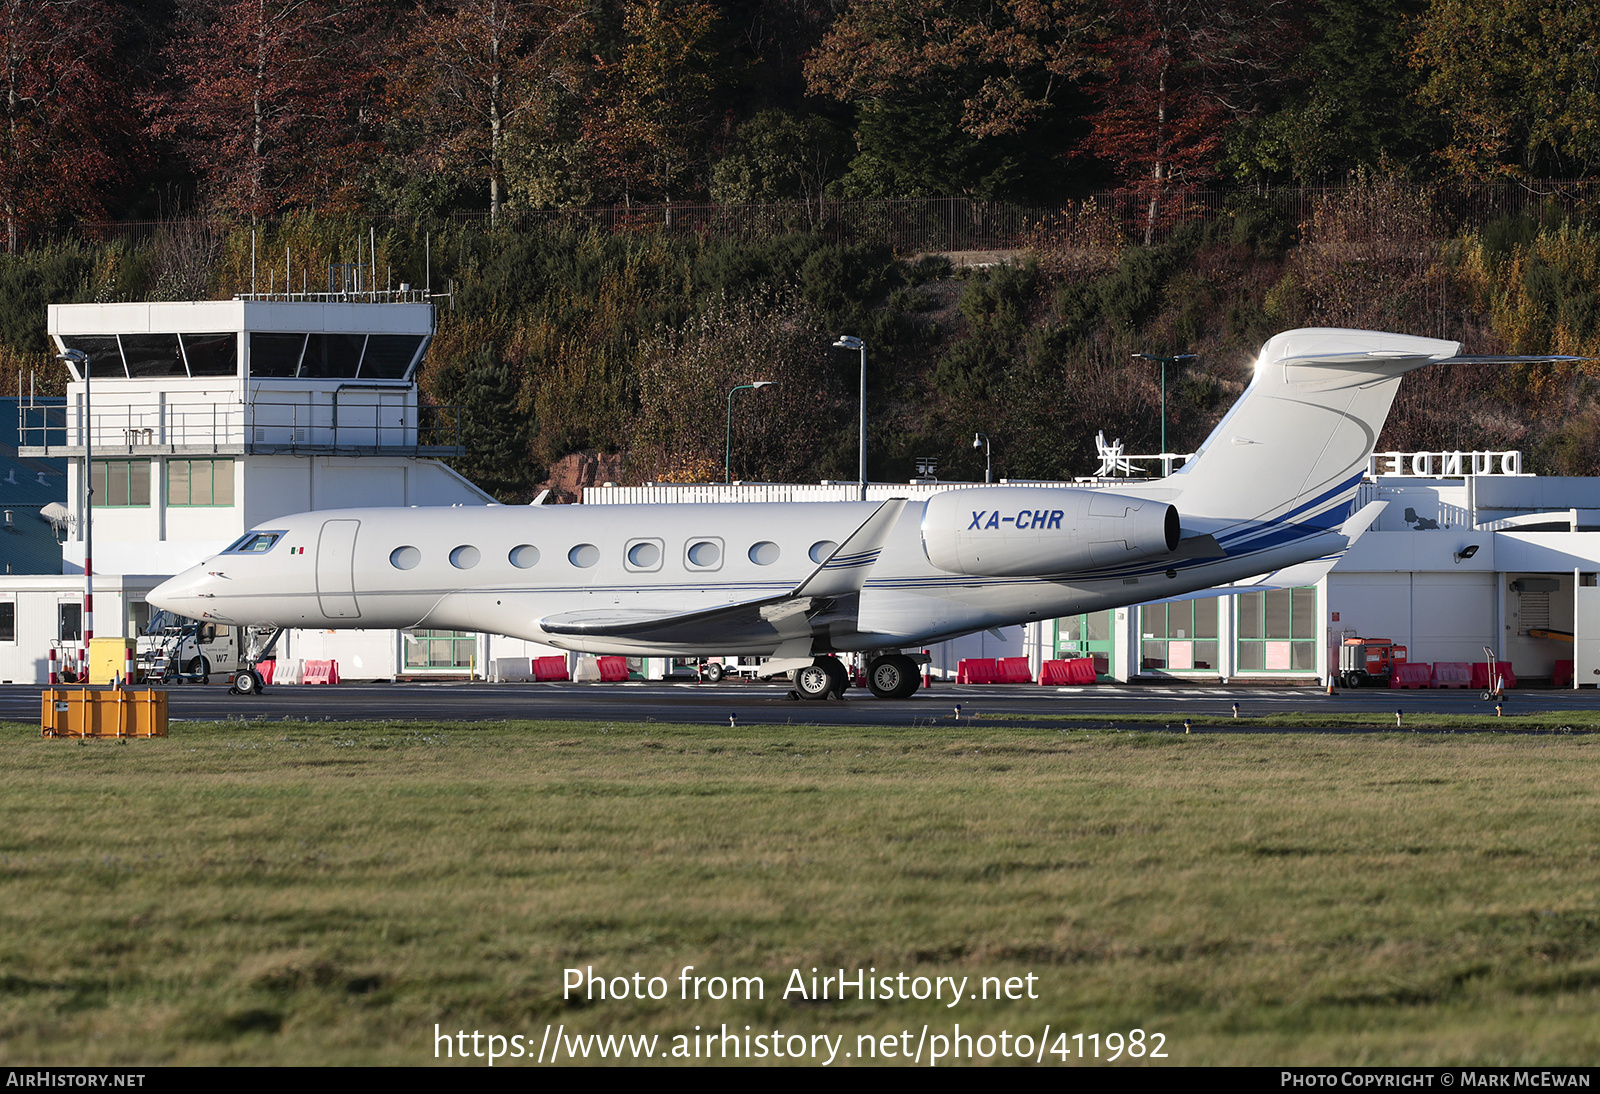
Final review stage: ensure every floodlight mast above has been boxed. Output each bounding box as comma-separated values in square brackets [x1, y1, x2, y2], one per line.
[56, 349, 92, 678]
[833, 336, 866, 500]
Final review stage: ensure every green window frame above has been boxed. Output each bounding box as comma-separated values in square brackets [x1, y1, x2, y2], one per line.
[92, 459, 151, 507]
[404, 629, 476, 670]
[167, 458, 235, 506]
[1141, 597, 1220, 672]
[1236, 587, 1318, 672]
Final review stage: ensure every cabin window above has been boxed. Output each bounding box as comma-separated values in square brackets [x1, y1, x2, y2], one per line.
[167, 459, 235, 506]
[390, 546, 421, 570]
[93, 460, 151, 507]
[685, 539, 722, 570]
[449, 545, 480, 569]
[568, 544, 599, 568]
[625, 539, 663, 571]
[509, 544, 539, 568]
[748, 541, 780, 565]
[808, 540, 837, 564]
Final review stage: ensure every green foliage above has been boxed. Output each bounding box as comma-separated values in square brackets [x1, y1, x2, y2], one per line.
[0, 244, 100, 354]
[427, 345, 534, 501]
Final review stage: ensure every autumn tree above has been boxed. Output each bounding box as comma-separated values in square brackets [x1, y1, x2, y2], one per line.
[1080, 0, 1304, 240]
[147, 0, 384, 221]
[0, 0, 129, 250]
[804, 0, 1094, 198]
[387, 0, 591, 223]
[583, 0, 723, 203]
[1413, 0, 1600, 179]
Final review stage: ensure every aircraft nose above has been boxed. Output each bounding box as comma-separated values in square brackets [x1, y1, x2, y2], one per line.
[148, 565, 219, 617]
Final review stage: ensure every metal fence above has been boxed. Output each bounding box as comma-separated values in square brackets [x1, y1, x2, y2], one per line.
[25, 180, 1600, 256]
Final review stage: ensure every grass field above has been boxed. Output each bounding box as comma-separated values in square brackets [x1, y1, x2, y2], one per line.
[3, 715, 1599, 1066]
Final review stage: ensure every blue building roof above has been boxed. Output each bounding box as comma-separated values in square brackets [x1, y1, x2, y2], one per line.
[0, 397, 67, 574]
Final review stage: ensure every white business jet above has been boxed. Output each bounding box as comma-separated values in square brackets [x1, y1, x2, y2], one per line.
[148, 328, 1543, 700]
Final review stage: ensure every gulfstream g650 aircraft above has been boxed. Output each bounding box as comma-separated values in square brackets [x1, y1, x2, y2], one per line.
[149, 328, 1532, 699]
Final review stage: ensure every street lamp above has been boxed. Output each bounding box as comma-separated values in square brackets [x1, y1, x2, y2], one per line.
[833, 335, 866, 500]
[973, 432, 992, 483]
[724, 381, 774, 484]
[1131, 351, 1196, 459]
[56, 348, 92, 680]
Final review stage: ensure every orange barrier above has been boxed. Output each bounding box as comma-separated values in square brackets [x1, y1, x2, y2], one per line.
[1469, 661, 1517, 690]
[1390, 663, 1433, 689]
[303, 660, 340, 685]
[597, 656, 629, 682]
[1554, 659, 1574, 688]
[532, 655, 569, 681]
[957, 658, 998, 684]
[258, 660, 277, 685]
[1431, 662, 1472, 688]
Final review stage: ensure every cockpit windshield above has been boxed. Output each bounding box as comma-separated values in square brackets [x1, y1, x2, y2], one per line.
[222, 531, 284, 554]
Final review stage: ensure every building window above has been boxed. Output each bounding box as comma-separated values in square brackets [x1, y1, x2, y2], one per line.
[403, 629, 475, 670]
[93, 460, 151, 507]
[167, 459, 235, 506]
[59, 603, 81, 642]
[0, 602, 14, 643]
[1237, 588, 1318, 671]
[1141, 598, 1219, 671]
[1055, 610, 1114, 676]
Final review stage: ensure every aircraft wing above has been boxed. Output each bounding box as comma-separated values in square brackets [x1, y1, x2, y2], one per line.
[537, 499, 909, 646]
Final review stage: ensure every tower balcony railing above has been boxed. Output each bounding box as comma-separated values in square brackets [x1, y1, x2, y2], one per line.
[17, 399, 463, 457]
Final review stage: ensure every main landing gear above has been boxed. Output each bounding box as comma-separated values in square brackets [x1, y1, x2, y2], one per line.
[792, 653, 925, 700]
[794, 657, 849, 700]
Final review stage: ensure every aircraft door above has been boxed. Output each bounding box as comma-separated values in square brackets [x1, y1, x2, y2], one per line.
[316, 519, 362, 619]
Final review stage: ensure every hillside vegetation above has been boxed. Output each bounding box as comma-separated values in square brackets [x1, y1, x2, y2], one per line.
[5, 187, 1600, 498]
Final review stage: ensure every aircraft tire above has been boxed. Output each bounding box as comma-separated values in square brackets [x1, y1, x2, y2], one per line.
[819, 657, 848, 697]
[795, 663, 834, 701]
[867, 655, 920, 699]
[233, 669, 261, 695]
[704, 662, 725, 683]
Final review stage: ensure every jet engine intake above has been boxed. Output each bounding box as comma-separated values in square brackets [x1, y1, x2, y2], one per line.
[921, 487, 1180, 577]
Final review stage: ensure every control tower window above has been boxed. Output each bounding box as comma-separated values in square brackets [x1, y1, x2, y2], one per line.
[249, 333, 304, 377]
[300, 333, 364, 378]
[120, 334, 185, 377]
[183, 333, 239, 376]
[57, 336, 123, 378]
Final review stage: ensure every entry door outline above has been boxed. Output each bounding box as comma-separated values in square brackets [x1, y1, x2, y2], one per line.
[317, 519, 361, 619]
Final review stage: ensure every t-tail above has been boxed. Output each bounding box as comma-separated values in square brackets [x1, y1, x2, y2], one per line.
[1160, 329, 1465, 552]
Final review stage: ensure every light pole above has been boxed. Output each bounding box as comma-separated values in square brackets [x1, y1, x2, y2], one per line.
[833, 335, 866, 500]
[973, 432, 991, 483]
[724, 381, 774, 483]
[57, 349, 92, 681]
[1131, 351, 1196, 458]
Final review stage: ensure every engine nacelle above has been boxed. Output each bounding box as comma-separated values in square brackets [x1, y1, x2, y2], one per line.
[921, 487, 1181, 577]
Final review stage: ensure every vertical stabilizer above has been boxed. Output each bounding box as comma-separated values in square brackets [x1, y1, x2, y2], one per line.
[1167, 329, 1458, 537]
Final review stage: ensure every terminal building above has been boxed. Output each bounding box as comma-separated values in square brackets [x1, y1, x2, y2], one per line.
[2, 295, 1598, 689]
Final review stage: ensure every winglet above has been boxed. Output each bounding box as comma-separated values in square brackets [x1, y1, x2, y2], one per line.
[792, 499, 909, 598]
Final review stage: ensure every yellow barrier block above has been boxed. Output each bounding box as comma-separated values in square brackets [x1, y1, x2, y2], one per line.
[89, 637, 139, 685]
[41, 689, 168, 738]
